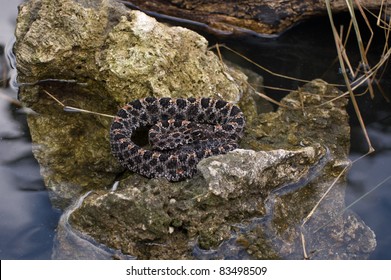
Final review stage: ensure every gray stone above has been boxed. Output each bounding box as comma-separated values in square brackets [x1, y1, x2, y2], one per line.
[61, 145, 328, 259]
[14, 0, 250, 207]
[198, 147, 326, 199]
[56, 80, 375, 259]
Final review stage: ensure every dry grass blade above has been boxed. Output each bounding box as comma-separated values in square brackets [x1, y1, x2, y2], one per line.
[213, 43, 293, 108]
[375, 0, 391, 29]
[326, 0, 374, 153]
[210, 44, 345, 88]
[298, 0, 390, 259]
[0, 88, 23, 107]
[353, 0, 374, 57]
[212, 43, 347, 110]
[43, 89, 115, 119]
[346, 0, 375, 98]
[339, 24, 355, 77]
[313, 174, 391, 234]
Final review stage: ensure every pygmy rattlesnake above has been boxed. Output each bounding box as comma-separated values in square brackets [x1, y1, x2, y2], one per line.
[110, 97, 245, 181]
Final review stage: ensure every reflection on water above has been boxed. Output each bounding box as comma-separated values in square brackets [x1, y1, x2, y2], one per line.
[348, 134, 391, 259]
[0, 0, 390, 259]
[0, 0, 60, 260]
[0, 87, 61, 259]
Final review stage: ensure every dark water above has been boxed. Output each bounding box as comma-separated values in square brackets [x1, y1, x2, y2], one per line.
[212, 14, 391, 260]
[0, 0, 61, 259]
[0, 1, 390, 259]
[0, 74, 61, 259]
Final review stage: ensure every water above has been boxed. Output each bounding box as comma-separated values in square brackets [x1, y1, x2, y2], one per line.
[0, 1, 390, 259]
[205, 13, 391, 259]
[0, 0, 60, 259]
[0, 85, 61, 259]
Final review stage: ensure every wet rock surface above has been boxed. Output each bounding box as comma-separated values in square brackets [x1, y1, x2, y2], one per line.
[67, 145, 326, 259]
[13, 0, 376, 259]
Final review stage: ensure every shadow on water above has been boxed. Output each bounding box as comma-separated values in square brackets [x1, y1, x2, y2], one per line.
[0, 1, 390, 259]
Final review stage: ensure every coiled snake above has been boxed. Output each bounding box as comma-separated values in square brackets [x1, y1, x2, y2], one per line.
[110, 97, 245, 181]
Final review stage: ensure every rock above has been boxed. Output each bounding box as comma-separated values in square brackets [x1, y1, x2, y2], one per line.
[198, 147, 326, 199]
[52, 192, 135, 260]
[14, 0, 251, 207]
[55, 79, 376, 259]
[65, 145, 326, 259]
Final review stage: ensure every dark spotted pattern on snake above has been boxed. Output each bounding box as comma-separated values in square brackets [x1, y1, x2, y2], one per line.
[110, 97, 245, 181]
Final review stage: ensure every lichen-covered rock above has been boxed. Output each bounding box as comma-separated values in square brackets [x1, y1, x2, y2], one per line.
[14, 0, 250, 206]
[56, 79, 376, 259]
[66, 145, 327, 259]
[198, 147, 326, 199]
[52, 192, 135, 260]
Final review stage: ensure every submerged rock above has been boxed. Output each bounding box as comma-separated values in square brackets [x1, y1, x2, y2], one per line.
[52, 192, 135, 260]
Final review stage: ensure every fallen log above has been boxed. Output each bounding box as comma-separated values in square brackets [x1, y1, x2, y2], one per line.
[121, 0, 388, 36]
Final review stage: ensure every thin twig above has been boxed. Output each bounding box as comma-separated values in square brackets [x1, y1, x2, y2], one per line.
[210, 44, 345, 87]
[0, 89, 23, 107]
[43, 89, 115, 118]
[346, 0, 375, 98]
[326, 0, 374, 153]
[313, 174, 391, 233]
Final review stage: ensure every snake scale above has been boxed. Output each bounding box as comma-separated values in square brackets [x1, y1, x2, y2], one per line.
[110, 97, 245, 181]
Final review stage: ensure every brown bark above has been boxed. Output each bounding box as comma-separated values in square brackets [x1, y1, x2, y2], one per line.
[121, 0, 386, 36]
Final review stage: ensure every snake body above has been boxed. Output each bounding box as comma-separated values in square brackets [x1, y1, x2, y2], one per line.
[110, 97, 245, 181]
